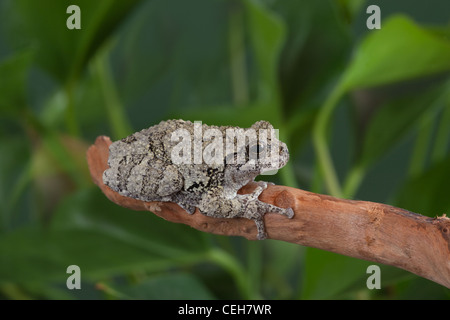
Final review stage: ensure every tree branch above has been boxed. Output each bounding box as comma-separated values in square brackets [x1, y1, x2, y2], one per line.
[87, 135, 450, 288]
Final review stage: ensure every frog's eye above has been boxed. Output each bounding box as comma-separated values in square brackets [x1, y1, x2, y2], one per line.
[249, 142, 265, 158]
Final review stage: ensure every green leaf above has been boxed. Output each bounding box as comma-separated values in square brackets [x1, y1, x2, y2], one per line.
[314, 15, 450, 197]
[171, 0, 289, 129]
[36, 130, 91, 189]
[0, 136, 32, 230]
[245, 0, 286, 90]
[395, 155, 450, 217]
[94, 49, 133, 140]
[0, 51, 32, 115]
[111, 0, 232, 126]
[0, 188, 210, 285]
[300, 249, 370, 299]
[336, 0, 366, 23]
[112, 273, 215, 300]
[341, 15, 450, 90]
[9, 0, 142, 84]
[275, 0, 351, 113]
[358, 81, 448, 168]
[300, 248, 414, 299]
[244, 0, 286, 124]
[392, 276, 450, 299]
[265, 241, 303, 299]
[53, 189, 209, 256]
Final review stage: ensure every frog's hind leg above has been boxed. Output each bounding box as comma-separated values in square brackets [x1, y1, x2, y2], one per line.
[178, 203, 197, 214]
[172, 193, 198, 214]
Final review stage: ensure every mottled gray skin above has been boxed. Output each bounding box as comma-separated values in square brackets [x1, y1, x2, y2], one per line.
[103, 119, 294, 240]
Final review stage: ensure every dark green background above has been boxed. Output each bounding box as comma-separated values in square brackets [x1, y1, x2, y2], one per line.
[0, 0, 449, 299]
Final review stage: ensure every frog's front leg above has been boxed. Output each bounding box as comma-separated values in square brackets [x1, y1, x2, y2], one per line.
[198, 187, 294, 240]
[241, 189, 294, 239]
[251, 180, 275, 197]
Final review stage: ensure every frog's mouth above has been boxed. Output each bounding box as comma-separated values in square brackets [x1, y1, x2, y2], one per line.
[257, 141, 289, 174]
[277, 142, 289, 168]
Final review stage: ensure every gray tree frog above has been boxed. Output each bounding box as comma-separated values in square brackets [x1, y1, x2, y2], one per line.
[102, 119, 294, 240]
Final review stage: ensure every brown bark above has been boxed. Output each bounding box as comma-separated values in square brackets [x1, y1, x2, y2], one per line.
[87, 135, 450, 288]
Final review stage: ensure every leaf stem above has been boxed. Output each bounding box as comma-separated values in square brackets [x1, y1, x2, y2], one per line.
[64, 82, 80, 137]
[208, 248, 253, 299]
[343, 162, 366, 199]
[312, 84, 344, 197]
[94, 47, 133, 140]
[0, 283, 33, 300]
[430, 97, 450, 164]
[408, 110, 434, 177]
[246, 241, 263, 299]
[228, 4, 249, 106]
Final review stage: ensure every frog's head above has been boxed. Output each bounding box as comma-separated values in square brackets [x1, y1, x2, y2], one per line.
[249, 120, 289, 174]
[226, 120, 289, 176]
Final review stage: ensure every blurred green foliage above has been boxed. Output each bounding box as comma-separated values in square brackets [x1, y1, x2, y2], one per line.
[0, 0, 449, 299]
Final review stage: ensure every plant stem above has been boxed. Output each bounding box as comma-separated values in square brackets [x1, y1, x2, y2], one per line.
[96, 282, 129, 299]
[312, 85, 344, 198]
[431, 101, 450, 164]
[279, 159, 299, 188]
[64, 82, 80, 137]
[208, 248, 253, 299]
[310, 162, 323, 194]
[408, 110, 434, 177]
[343, 162, 366, 199]
[95, 47, 133, 140]
[246, 241, 263, 299]
[228, 4, 249, 106]
[0, 283, 33, 300]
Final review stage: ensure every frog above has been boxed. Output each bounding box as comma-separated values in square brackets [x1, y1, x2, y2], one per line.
[103, 119, 294, 240]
